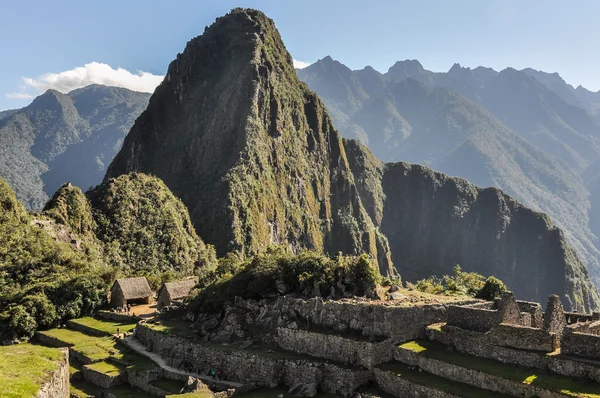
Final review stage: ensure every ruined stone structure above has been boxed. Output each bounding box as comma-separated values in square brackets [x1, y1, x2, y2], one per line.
[129, 292, 600, 397]
[157, 278, 197, 310]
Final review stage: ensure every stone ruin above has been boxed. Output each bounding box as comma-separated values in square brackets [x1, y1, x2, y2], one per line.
[126, 293, 600, 397]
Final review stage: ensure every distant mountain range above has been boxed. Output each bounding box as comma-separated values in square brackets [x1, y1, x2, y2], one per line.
[297, 57, 600, 285]
[0, 85, 149, 209]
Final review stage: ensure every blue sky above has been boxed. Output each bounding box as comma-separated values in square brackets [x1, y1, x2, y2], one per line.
[1, 0, 599, 110]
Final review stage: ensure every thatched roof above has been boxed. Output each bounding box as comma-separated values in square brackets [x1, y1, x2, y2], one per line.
[159, 279, 197, 300]
[112, 277, 152, 300]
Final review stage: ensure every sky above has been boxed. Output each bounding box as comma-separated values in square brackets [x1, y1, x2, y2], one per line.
[1, 0, 599, 110]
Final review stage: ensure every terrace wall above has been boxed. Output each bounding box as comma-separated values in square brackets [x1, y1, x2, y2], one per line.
[37, 347, 69, 398]
[136, 324, 371, 395]
[275, 327, 393, 369]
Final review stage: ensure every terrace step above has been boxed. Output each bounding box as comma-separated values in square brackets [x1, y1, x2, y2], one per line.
[375, 361, 510, 398]
[395, 340, 600, 398]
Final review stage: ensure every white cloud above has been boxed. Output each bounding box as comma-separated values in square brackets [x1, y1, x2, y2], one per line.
[293, 59, 310, 69]
[6, 92, 34, 100]
[6, 62, 164, 100]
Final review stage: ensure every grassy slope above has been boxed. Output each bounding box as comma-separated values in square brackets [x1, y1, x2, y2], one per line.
[0, 344, 63, 398]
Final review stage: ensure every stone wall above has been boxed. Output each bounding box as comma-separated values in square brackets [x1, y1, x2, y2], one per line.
[567, 320, 600, 335]
[374, 368, 459, 398]
[233, 296, 478, 342]
[136, 324, 371, 395]
[37, 347, 69, 398]
[275, 327, 393, 369]
[489, 323, 554, 352]
[561, 328, 600, 359]
[428, 324, 600, 384]
[516, 301, 543, 327]
[446, 305, 499, 332]
[394, 344, 555, 397]
[97, 310, 141, 323]
[82, 363, 127, 388]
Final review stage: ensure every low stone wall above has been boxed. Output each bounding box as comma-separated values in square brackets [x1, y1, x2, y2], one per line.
[561, 328, 600, 359]
[446, 305, 499, 332]
[427, 324, 551, 369]
[97, 310, 141, 323]
[567, 320, 600, 335]
[374, 368, 458, 398]
[428, 323, 600, 384]
[82, 363, 127, 389]
[37, 347, 70, 398]
[276, 327, 393, 369]
[489, 323, 554, 352]
[66, 319, 110, 337]
[394, 345, 557, 397]
[137, 324, 370, 395]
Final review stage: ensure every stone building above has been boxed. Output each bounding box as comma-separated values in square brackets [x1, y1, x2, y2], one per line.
[109, 277, 153, 308]
[157, 279, 197, 310]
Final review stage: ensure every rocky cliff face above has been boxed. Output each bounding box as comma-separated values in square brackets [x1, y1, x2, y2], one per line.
[106, 9, 393, 275]
[344, 139, 600, 311]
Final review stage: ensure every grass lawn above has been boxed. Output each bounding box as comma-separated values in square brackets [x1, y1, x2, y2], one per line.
[70, 379, 149, 398]
[151, 377, 185, 393]
[86, 360, 126, 376]
[69, 316, 137, 335]
[39, 328, 118, 361]
[377, 361, 510, 398]
[0, 344, 63, 398]
[399, 340, 600, 398]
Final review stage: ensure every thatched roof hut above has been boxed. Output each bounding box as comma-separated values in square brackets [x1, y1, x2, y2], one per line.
[157, 278, 197, 310]
[110, 277, 153, 308]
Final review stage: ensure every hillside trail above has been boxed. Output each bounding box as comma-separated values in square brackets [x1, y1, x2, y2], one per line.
[122, 335, 244, 389]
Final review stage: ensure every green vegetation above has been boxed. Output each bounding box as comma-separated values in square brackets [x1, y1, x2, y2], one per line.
[191, 247, 381, 313]
[412, 265, 508, 300]
[0, 178, 106, 341]
[398, 340, 600, 397]
[68, 316, 137, 336]
[0, 343, 64, 398]
[0, 172, 217, 341]
[89, 173, 217, 285]
[86, 360, 126, 376]
[38, 328, 118, 362]
[0, 85, 149, 211]
[377, 361, 510, 398]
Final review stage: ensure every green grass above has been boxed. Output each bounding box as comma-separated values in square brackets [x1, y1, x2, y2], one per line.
[377, 361, 510, 398]
[70, 379, 103, 398]
[147, 318, 200, 339]
[68, 316, 137, 335]
[39, 328, 118, 361]
[233, 387, 341, 397]
[86, 360, 126, 376]
[69, 358, 84, 375]
[398, 340, 600, 397]
[0, 344, 63, 398]
[151, 377, 185, 393]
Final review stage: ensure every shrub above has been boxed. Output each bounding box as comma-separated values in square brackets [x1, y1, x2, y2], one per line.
[476, 276, 508, 300]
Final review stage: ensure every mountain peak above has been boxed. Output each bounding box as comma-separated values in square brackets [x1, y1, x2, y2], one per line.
[107, 9, 394, 274]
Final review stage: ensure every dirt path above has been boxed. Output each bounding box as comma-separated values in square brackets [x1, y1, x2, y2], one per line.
[122, 335, 244, 389]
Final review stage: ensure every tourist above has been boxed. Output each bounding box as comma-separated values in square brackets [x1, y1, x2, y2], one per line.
[117, 327, 120, 338]
[217, 369, 222, 380]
